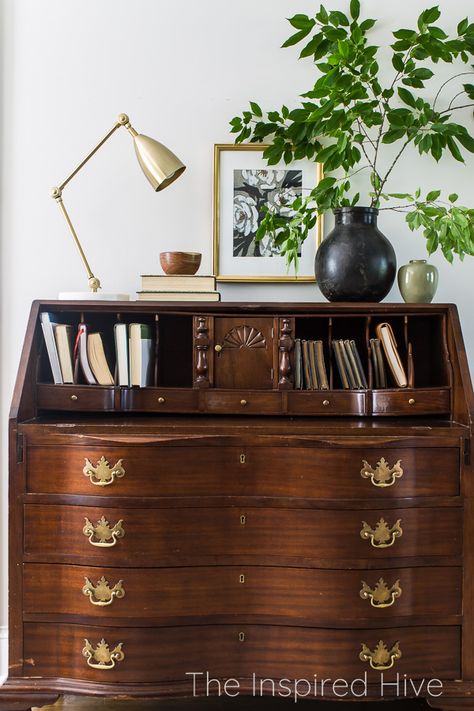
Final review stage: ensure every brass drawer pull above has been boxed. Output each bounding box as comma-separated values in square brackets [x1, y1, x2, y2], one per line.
[70, 394, 78, 401]
[83, 516, 125, 547]
[214, 344, 223, 353]
[83, 456, 125, 487]
[408, 398, 415, 405]
[82, 576, 125, 607]
[360, 578, 402, 608]
[360, 457, 403, 488]
[360, 517, 403, 548]
[240, 399, 248, 407]
[322, 399, 330, 407]
[157, 397, 166, 404]
[359, 640, 401, 670]
[82, 638, 125, 670]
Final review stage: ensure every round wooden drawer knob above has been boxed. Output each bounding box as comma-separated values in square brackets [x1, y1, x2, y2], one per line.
[71, 394, 78, 401]
[240, 399, 248, 407]
[408, 398, 415, 405]
[323, 399, 330, 407]
[157, 397, 166, 404]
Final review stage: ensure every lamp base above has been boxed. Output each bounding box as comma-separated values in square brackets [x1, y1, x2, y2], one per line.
[58, 291, 130, 301]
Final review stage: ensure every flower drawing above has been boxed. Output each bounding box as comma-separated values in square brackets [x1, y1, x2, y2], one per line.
[233, 168, 302, 257]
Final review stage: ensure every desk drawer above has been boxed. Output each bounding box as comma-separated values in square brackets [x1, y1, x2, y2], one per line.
[25, 445, 459, 498]
[203, 391, 282, 414]
[24, 563, 462, 626]
[24, 504, 462, 565]
[24, 622, 460, 683]
[37, 384, 116, 412]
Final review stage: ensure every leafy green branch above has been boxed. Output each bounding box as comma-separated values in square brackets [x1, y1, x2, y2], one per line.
[230, 1, 474, 268]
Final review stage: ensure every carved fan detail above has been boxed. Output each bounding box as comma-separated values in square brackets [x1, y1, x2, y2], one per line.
[223, 326, 266, 349]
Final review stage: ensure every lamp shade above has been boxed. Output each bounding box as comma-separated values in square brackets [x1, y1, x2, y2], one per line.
[133, 134, 186, 191]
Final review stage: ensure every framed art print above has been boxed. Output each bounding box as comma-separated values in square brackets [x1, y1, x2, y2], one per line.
[213, 144, 323, 282]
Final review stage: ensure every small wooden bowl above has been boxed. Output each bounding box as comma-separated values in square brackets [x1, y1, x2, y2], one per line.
[159, 251, 202, 275]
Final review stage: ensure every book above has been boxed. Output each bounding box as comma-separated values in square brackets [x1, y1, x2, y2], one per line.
[141, 275, 216, 291]
[308, 341, 320, 389]
[301, 340, 313, 389]
[314, 340, 329, 390]
[114, 323, 129, 387]
[350, 340, 368, 389]
[294, 338, 303, 390]
[332, 340, 350, 389]
[75, 324, 97, 385]
[40, 312, 63, 384]
[370, 337, 387, 389]
[54, 324, 74, 384]
[129, 323, 153, 387]
[375, 322, 408, 387]
[87, 333, 114, 386]
[137, 290, 220, 302]
[339, 340, 358, 389]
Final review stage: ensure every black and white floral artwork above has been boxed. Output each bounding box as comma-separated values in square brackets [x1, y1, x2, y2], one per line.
[233, 169, 302, 257]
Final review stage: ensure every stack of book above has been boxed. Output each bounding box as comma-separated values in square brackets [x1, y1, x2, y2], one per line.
[41, 312, 154, 388]
[294, 339, 329, 390]
[137, 275, 220, 301]
[332, 339, 368, 390]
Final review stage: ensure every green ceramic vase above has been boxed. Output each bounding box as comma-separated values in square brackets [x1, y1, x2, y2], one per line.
[397, 259, 439, 303]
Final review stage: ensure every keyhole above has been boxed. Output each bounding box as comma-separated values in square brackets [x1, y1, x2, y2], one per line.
[240, 515, 246, 526]
[240, 454, 246, 464]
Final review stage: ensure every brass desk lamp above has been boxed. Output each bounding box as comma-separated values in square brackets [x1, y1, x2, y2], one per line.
[51, 112, 185, 300]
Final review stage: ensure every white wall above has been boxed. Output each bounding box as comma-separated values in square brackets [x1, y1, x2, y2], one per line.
[1, 0, 474, 680]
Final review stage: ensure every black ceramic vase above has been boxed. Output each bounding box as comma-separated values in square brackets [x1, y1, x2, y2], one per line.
[315, 206, 396, 302]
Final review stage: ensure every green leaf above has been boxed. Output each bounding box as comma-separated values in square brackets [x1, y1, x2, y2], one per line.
[393, 29, 417, 40]
[359, 18, 376, 32]
[412, 67, 434, 80]
[250, 101, 262, 117]
[463, 83, 474, 100]
[282, 28, 312, 48]
[392, 53, 404, 72]
[350, 0, 360, 20]
[338, 39, 350, 58]
[288, 14, 315, 30]
[382, 128, 406, 143]
[457, 132, 474, 153]
[457, 18, 469, 34]
[447, 136, 465, 162]
[329, 10, 349, 26]
[426, 190, 441, 201]
[398, 87, 417, 107]
[449, 193, 459, 202]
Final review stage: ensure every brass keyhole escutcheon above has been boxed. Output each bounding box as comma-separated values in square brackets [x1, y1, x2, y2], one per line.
[240, 514, 246, 525]
[240, 453, 246, 464]
[239, 574, 245, 584]
[238, 632, 245, 642]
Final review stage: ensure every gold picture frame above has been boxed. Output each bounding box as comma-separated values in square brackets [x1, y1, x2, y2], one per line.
[213, 144, 323, 283]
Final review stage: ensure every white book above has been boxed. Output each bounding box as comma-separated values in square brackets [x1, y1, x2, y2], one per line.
[114, 323, 129, 387]
[40, 312, 63, 384]
[54, 324, 74, 384]
[129, 323, 153, 387]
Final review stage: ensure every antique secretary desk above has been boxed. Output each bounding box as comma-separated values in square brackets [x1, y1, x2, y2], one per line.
[1, 299, 474, 711]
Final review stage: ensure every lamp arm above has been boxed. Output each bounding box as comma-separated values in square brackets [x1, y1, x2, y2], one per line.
[50, 113, 135, 293]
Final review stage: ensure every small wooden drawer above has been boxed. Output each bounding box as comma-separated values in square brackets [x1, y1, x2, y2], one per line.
[23, 504, 462, 566]
[287, 390, 367, 415]
[25, 444, 460, 498]
[121, 388, 198, 413]
[204, 390, 282, 414]
[24, 622, 460, 683]
[23, 563, 462, 626]
[37, 384, 116, 412]
[372, 388, 451, 416]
